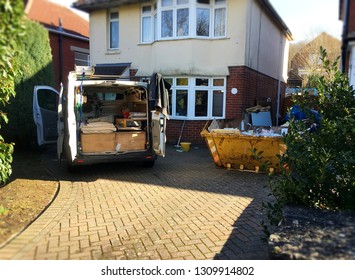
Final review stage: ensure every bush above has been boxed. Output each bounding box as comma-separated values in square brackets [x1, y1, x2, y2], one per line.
[0, 0, 25, 184]
[270, 47, 355, 211]
[3, 18, 55, 147]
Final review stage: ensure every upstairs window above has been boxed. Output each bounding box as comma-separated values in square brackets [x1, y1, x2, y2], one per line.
[109, 10, 119, 49]
[140, 0, 226, 43]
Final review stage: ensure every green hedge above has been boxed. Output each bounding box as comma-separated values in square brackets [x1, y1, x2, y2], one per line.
[0, 0, 25, 184]
[3, 18, 55, 147]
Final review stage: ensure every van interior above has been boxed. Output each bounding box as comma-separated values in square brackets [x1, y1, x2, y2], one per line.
[76, 84, 150, 154]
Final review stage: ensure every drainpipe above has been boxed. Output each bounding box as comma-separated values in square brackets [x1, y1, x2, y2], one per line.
[276, 37, 283, 127]
[58, 18, 63, 85]
[341, 0, 350, 73]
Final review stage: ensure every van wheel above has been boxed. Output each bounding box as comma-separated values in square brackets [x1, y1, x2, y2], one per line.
[142, 160, 155, 168]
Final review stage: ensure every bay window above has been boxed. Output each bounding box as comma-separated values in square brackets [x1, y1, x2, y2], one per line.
[140, 0, 226, 42]
[168, 77, 226, 119]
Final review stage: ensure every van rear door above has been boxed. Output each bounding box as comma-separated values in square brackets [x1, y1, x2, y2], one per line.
[150, 73, 171, 157]
[33, 86, 59, 145]
[151, 112, 167, 157]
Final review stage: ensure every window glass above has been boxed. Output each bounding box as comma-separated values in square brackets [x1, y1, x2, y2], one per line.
[177, 8, 189, 37]
[161, 10, 173, 37]
[196, 78, 209, 86]
[110, 11, 118, 19]
[176, 90, 188, 116]
[215, 0, 225, 4]
[38, 89, 58, 112]
[213, 78, 224, 86]
[212, 90, 223, 117]
[214, 8, 226, 36]
[196, 8, 210, 36]
[177, 78, 188, 86]
[74, 52, 90, 66]
[142, 17, 152, 42]
[177, 0, 189, 4]
[195, 90, 208, 116]
[197, 0, 210, 4]
[162, 0, 173, 7]
[109, 11, 119, 49]
[142, 6, 151, 13]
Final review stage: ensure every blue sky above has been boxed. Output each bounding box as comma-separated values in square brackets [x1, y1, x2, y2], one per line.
[269, 0, 343, 42]
[53, 0, 343, 43]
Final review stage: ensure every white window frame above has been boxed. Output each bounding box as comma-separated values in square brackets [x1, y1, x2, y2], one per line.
[167, 76, 226, 120]
[140, 0, 227, 43]
[108, 9, 119, 50]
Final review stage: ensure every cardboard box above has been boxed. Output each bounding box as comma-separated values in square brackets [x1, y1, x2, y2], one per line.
[81, 133, 116, 153]
[115, 131, 146, 151]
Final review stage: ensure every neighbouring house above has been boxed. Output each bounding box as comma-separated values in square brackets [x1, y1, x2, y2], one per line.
[25, 0, 90, 89]
[339, 0, 355, 87]
[74, 0, 292, 144]
[289, 32, 341, 87]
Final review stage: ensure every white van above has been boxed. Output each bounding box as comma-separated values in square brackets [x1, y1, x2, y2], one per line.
[33, 66, 170, 171]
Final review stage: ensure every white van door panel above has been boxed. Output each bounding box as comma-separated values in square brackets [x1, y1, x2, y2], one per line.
[66, 72, 78, 163]
[151, 111, 166, 157]
[33, 86, 59, 146]
[57, 85, 64, 160]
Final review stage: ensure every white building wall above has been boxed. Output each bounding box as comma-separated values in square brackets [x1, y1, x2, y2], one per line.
[246, 1, 290, 82]
[88, 1, 250, 77]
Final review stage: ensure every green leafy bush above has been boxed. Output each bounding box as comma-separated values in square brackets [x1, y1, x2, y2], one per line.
[0, 0, 25, 184]
[270, 47, 355, 211]
[3, 18, 55, 146]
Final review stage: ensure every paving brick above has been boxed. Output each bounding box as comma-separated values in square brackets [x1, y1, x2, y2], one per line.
[0, 145, 272, 260]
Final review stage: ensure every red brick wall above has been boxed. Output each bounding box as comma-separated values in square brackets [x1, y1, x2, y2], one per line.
[49, 33, 89, 90]
[166, 120, 207, 145]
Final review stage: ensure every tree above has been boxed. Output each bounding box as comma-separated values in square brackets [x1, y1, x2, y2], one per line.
[271, 47, 355, 211]
[0, 0, 25, 184]
[289, 33, 341, 86]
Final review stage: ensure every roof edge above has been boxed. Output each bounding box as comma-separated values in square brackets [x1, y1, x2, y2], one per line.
[73, 0, 150, 12]
[257, 0, 293, 41]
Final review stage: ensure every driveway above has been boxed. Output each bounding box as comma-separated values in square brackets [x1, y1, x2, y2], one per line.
[0, 144, 271, 260]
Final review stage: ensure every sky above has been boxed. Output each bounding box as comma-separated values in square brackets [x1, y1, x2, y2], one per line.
[51, 0, 343, 43]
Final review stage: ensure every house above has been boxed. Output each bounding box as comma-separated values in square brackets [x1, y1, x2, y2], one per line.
[339, 0, 355, 87]
[74, 0, 292, 144]
[25, 0, 90, 89]
[289, 32, 341, 86]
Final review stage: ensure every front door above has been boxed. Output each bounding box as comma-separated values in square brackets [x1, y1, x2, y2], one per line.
[33, 86, 59, 145]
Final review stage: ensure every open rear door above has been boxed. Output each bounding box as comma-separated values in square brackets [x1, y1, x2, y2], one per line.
[151, 112, 167, 157]
[150, 73, 171, 157]
[57, 85, 64, 160]
[33, 86, 59, 146]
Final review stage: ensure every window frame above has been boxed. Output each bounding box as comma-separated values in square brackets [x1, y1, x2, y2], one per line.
[108, 9, 119, 50]
[167, 76, 226, 120]
[140, 0, 227, 43]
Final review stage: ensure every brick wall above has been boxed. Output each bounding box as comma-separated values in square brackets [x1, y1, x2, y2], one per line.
[49, 33, 89, 90]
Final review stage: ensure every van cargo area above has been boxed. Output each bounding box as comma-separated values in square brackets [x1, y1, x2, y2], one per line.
[77, 85, 149, 155]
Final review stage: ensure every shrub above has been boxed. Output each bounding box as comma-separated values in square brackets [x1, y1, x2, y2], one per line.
[270, 47, 355, 211]
[0, 0, 25, 184]
[3, 18, 55, 147]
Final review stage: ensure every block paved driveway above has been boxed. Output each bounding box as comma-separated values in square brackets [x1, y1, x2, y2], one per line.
[0, 145, 272, 260]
